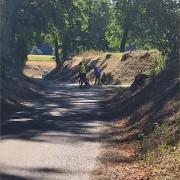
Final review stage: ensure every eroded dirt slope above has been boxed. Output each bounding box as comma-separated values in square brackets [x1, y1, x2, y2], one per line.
[53, 50, 160, 84]
[93, 60, 180, 180]
[24, 61, 56, 78]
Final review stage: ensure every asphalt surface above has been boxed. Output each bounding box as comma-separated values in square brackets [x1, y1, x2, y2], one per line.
[0, 81, 109, 180]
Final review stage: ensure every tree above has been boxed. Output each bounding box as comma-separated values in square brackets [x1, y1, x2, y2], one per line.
[142, 0, 179, 58]
[79, 0, 112, 50]
[105, 19, 123, 50]
[113, 0, 180, 58]
[105, 3, 123, 50]
[1, 0, 52, 78]
[48, 0, 112, 62]
[113, 0, 141, 52]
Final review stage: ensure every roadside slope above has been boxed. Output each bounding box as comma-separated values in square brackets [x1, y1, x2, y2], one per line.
[93, 60, 180, 179]
[1, 77, 43, 120]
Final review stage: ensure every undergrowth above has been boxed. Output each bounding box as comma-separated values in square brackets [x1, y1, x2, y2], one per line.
[138, 56, 180, 178]
[145, 55, 167, 76]
[139, 110, 180, 178]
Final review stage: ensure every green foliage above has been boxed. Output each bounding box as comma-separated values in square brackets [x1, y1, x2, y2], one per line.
[142, 0, 179, 58]
[112, 0, 143, 51]
[2, 0, 50, 77]
[77, 50, 105, 58]
[105, 20, 122, 49]
[45, 0, 113, 60]
[153, 56, 167, 74]
[113, 0, 179, 57]
[111, 52, 124, 59]
[141, 44, 155, 51]
[1, 0, 179, 79]
[76, 0, 112, 51]
[139, 112, 180, 177]
[145, 55, 168, 76]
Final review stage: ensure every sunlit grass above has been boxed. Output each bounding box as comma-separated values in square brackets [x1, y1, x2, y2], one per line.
[78, 50, 124, 60]
[111, 52, 124, 59]
[78, 50, 104, 58]
[27, 55, 55, 61]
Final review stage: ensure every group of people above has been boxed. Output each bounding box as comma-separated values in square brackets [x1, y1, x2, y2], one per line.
[78, 62, 101, 87]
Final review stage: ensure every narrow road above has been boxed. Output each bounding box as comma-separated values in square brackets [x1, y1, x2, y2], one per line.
[0, 81, 110, 180]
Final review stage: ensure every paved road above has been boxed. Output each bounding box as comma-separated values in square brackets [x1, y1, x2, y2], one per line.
[0, 81, 110, 180]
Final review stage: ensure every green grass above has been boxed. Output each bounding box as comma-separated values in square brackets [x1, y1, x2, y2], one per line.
[27, 55, 55, 61]
[78, 50, 104, 58]
[111, 52, 124, 59]
[144, 55, 167, 77]
[77, 50, 124, 60]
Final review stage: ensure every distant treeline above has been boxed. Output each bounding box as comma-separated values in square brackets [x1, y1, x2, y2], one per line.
[1, 0, 179, 78]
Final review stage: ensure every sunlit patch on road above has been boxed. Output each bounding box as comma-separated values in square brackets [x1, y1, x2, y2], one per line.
[8, 118, 33, 122]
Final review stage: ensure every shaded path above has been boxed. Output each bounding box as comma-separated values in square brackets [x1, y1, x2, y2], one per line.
[0, 81, 110, 180]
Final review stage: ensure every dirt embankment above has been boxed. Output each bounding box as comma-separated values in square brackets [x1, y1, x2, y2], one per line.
[50, 50, 160, 84]
[1, 61, 55, 119]
[93, 60, 180, 179]
[1, 77, 43, 120]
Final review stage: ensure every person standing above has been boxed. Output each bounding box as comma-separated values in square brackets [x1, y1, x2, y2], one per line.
[93, 65, 101, 85]
[79, 62, 88, 86]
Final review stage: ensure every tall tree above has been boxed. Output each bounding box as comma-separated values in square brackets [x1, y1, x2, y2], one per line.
[113, 0, 180, 57]
[2, 0, 51, 77]
[113, 0, 141, 52]
[142, 0, 179, 58]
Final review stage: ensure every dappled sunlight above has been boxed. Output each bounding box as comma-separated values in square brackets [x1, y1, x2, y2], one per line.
[0, 163, 92, 180]
[7, 118, 33, 123]
[22, 102, 41, 108]
[0, 80, 131, 180]
[45, 103, 59, 107]
[0, 148, 82, 179]
[42, 108, 70, 117]
[1, 82, 109, 142]
[2, 0, 179, 178]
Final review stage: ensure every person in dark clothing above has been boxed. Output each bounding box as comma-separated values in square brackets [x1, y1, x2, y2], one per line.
[93, 65, 101, 85]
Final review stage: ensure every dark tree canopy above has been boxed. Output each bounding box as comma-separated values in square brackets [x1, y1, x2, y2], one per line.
[1, 0, 179, 79]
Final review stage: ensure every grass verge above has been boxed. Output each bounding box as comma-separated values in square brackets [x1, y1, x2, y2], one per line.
[27, 55, 55, 61]
[139, 111, 180, 179]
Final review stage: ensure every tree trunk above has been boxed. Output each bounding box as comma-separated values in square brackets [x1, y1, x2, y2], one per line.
[120, 27, 129, 52]
[54, 38, 61, 68]
[62, 41, 68, 61]
[2, 0, 17, 77]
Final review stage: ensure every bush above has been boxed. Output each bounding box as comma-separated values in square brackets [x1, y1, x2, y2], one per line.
[145, 55, 167, 77]
[139, 113, 180, 178]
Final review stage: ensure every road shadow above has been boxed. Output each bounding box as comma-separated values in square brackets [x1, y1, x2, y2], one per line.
[1, 81, 115, 144]
[0, 174, 30, 180]
[0, 166, 71, 180]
